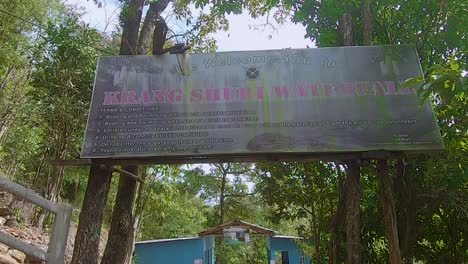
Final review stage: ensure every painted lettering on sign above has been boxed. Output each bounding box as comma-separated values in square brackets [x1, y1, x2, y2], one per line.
[102, 81, 416, 106]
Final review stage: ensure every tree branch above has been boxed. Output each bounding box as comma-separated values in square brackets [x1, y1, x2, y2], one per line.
[224, 192, 257, 198]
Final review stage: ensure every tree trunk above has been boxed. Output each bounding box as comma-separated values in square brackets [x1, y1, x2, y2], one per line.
[340, 12, 356, 46]
[119, 0, 145, 55]
[361, 0, 372, 45]
[220, 170, 227, 224]
[72, 180, 80, 202]
[345, 160, 361, 264]
[401, 202, 417, 264]
[36, 162, 65, 229]
[137, 0, 171, 55]
[6, 159, 17, 179]
[11, 161, 18, 179]
[378, 160, 402, 264]
[125, 167, 148, 264]
[35, 210, 48, 229]
[330, 166, 346, 264]
[338, 12, 360, 264]
[311, 204, 321, 264]
[394, 159, 418, 264]
[101, 165, 139, 264]
[101, 0, 144, 261]
[71, 165, 113, 264]
[0, 111, 14, 141]
[33, 153, 46, 186]
[314, 235, 321, 264]
[0, 65, 14, 90]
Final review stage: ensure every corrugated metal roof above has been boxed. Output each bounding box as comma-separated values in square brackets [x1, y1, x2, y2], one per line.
[271, 235, 304, 240]
[135, 237, 200, 245]
[198, 219, 276, 237]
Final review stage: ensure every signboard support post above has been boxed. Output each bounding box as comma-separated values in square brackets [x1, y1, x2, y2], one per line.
[71, 164, 112, 264]
[377, 159, 402, 264]
[102, 165, 139, 264]
[345, 159, 361, 264]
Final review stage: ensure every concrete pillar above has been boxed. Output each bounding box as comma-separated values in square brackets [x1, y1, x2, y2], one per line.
[47, 203, 73, 264]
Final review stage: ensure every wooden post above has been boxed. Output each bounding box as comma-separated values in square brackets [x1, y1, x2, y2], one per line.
[0, 176, 73, 264]
[47, 203, 73, 264]
[338, 11, 361, 264]
[345, 160, 361, 264]
[101, 165, 139, 264]
[71, 164, 113, 264]
[378, 160, 402, 264]
[330, 166, 346, 264]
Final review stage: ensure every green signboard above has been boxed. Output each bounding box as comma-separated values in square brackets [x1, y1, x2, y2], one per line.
[81, 45, 444, 159]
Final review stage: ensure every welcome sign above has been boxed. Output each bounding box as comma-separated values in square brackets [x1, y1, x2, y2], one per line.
[81, 45, 444, 158]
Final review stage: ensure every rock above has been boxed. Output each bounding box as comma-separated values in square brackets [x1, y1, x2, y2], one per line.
[8, 249, 26, 263]
[0, 243, 8, 254]
[4, 219, 17, 228]
[0, 192, 14, 208]
[0, 217, 6, 226]
[0, 254, 19, 264]
[24, 256, 44, 264]
[0, 207, 13, 217]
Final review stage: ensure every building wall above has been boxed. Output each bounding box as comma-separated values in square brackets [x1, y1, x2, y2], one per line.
[134, 235, 307, 264]
[134, 238, 205, 264]
[267, 236, 308, 264]
[203, 235, 215, 264]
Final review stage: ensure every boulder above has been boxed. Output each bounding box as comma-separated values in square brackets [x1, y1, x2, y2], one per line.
[0, 192, 14, 207]
[4, 219, 17, 228]
[0, 254, 19, 264]
[0, 208, 12, 217]
[0, 243, 8, 254]
[8, 249, 26, 263]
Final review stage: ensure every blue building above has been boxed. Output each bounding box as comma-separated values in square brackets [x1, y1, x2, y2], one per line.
[134, 236, 214, 264]
[134, 220, 310, 264]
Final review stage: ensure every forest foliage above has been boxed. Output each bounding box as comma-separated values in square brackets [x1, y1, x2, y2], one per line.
[0, 0, 466, 263]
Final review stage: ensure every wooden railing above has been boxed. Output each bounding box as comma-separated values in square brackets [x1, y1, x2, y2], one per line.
[0, 176, 72, 264]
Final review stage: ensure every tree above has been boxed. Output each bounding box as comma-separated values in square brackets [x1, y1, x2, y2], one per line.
[71, 164, 113, 264]
[243, 0, 467, 262]
[184, 163, 254, 225]
[28, 11, 111, 264]
[30, 13, 103, 227]
[0, 0, 60, 138]
[255, 161, 337, 263]
[0, 0, 60, 156]
[213, 163, 237, 224]
[177, 163, 268, 264]
[138, 175, 209, 240]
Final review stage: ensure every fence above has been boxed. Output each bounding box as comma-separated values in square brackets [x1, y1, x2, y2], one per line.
[0, 176, 72, 264]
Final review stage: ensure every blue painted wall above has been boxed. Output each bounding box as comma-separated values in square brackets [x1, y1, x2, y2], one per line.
[134, 238, 205, 264]
[204, 235, 215, 264]
[135, 235, 307, 264]
[267, 236, 310, 264]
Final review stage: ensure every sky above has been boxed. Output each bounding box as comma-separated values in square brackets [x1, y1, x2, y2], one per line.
[65, 0, 313, 52]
